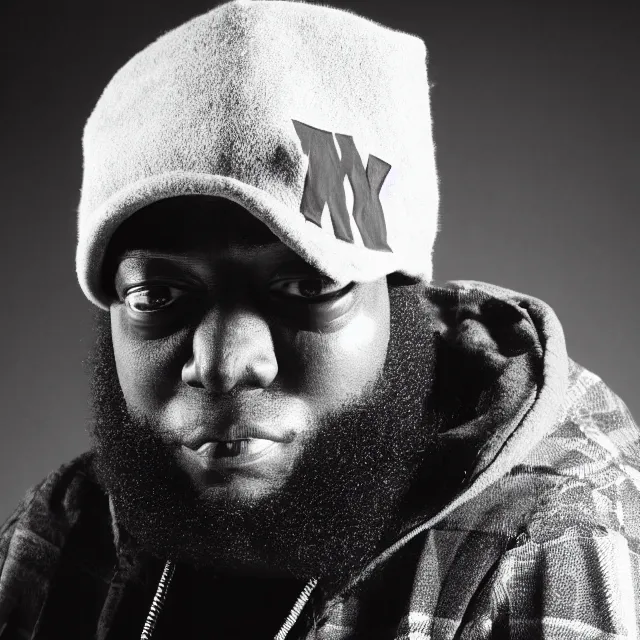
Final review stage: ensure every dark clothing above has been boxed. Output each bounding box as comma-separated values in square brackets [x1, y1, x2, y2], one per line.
[1, 281, 639, 639]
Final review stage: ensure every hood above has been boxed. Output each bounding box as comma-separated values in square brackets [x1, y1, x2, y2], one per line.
[344, 279, 569, 589]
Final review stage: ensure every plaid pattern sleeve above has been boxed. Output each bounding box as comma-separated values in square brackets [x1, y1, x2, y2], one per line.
[450, 361, 640, 639]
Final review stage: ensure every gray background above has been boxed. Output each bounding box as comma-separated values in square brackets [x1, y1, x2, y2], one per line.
[1, 0, 638, 522]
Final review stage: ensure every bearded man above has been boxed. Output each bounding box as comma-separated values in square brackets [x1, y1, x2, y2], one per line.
[1, 2, 639, 639]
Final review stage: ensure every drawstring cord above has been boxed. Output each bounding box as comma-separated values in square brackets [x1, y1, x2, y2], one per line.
[140, 560, 318, 640]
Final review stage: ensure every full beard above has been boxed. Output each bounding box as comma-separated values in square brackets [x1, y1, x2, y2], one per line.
[88, 284, 439, 593]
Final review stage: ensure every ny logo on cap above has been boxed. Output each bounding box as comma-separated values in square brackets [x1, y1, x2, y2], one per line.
[292, 120, 392, 252]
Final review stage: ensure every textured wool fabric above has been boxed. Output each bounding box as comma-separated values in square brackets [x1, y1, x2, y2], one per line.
[76, 0, 438, 309]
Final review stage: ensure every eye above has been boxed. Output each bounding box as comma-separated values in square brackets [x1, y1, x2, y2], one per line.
[269, 276, 353, 302]
[124, 285, 185, 313]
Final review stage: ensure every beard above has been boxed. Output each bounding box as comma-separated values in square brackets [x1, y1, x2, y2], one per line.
[88, 284, 439, 593]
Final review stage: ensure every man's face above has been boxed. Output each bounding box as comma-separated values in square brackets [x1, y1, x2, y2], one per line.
[94, 196, 438, 584]
[108, 196, 391, 503]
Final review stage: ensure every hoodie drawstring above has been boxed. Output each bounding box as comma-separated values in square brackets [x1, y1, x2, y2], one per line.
[140, 561, 318, 640]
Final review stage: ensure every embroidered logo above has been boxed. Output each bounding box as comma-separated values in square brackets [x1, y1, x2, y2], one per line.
[292, 120, 392, 252]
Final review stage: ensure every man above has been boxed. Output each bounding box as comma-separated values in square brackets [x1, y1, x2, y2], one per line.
[1, 1, 639, 638]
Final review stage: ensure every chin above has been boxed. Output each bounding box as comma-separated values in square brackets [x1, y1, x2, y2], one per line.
[198, 476, 283, 504]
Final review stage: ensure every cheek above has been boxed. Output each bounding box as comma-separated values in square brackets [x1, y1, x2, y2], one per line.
[110, 282, 390, 424]
[292, 282, 390, 412]
[110, 305, 188, 415]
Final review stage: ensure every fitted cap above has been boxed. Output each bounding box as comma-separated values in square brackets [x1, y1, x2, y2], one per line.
[76, 0, 439, 309]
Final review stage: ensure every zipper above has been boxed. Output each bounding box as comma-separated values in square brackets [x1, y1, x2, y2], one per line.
[140, 561, 176, 640]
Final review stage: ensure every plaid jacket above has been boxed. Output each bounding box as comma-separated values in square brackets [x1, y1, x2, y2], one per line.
[1, 281, 639, 639]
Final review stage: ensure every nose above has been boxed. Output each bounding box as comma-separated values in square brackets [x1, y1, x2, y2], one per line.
[181, 305, 278, 394]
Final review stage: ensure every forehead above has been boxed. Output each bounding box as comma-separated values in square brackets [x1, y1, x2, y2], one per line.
[101, 196, 292, 296]
[107, 195, 279, 256]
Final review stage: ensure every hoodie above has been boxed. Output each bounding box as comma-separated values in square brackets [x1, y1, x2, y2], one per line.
[0, 281, 639, 639]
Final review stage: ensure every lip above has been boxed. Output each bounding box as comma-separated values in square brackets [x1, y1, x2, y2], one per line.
[181, 438, 282, 472]
[183, 423, 295, 451]
[178, 421, 297, 475]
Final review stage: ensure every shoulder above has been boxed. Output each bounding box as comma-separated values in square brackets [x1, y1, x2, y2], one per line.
[474, 356, 640, 549]
[0, 452, 103, 550]
[464, 360, 640, 636]
[440, 364, 640, 638]
[518, 359, 640, 541]
[0, 452, 113, 627]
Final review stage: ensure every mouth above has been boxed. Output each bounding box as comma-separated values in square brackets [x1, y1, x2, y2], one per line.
[183, 424, 295, 452]
[180, 437, 283, 473]
[179, 423, 297, 474]
[193, 438, 275, 458]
